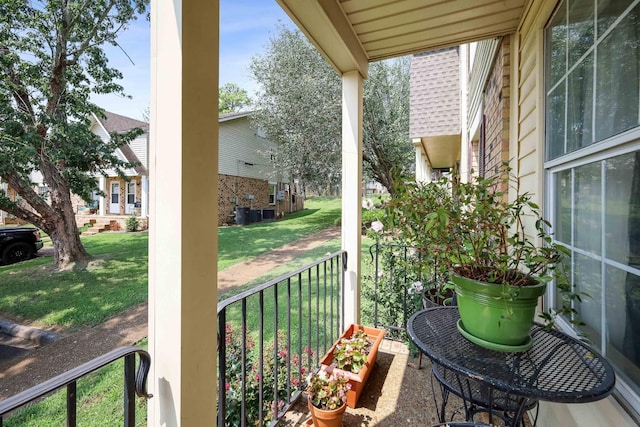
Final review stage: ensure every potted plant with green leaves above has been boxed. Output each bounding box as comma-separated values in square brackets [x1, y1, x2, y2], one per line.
[306, 368, 351, 427]
[386, 166, 580, 351]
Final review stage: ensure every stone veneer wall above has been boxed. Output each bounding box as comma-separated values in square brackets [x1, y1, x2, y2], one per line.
[482, 37, 511, 183]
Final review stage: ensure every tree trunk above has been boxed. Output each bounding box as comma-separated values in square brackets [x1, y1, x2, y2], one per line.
[38, 155, 90, 269]
[48, 206, 90, 269]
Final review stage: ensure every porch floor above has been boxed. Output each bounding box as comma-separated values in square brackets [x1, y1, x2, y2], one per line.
[281, 338, 455, 426]
[281, 339, 534, 427]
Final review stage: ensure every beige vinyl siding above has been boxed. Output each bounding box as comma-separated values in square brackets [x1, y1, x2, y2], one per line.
[468, 38, 499, 136]
[515, 1, 637, 425]
[218, 116, 277, 180]
[129, 134, 148, 169]
[515, 5, 543, 200]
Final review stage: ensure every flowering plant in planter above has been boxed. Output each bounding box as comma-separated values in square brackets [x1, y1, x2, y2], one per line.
[306, 368, 351, 410]
[332, 329, 370, 373]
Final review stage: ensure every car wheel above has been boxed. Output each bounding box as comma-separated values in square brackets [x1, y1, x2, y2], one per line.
[2, 242, 34, 265]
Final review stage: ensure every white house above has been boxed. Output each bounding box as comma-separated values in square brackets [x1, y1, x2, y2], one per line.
[217, 111, 303, 226]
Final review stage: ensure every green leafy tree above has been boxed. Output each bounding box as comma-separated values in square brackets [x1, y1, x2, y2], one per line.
[0, 0, 148, 268]
[219, 82, 251, 113]
[250, 27, 342, 195]
[250, 27, 412, 195]
[363, 58, 413, 192]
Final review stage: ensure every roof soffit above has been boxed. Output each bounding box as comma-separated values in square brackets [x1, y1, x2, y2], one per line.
[278, 0, 529, 66]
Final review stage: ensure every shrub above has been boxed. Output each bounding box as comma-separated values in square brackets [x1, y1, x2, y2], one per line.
[126, 216, 139, 232]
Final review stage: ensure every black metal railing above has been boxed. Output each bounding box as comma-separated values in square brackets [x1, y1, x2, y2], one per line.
[369, 243, 442, 339]
[217, 250, 346, 427]
[0, 346, 152, 427]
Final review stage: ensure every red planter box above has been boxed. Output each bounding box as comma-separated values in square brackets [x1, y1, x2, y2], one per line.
[319, 324, 386, 408]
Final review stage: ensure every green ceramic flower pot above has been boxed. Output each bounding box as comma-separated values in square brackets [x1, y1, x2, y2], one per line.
[452, 273, 546, 350]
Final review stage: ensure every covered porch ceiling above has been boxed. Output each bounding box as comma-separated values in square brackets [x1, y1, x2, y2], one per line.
[277, 0, 530, 76]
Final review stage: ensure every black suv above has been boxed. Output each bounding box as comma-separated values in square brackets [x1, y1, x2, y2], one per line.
[0, 227, 44, 265]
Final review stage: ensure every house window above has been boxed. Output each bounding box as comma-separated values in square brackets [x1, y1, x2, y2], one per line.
[269, 183, 276, 205]
[545, 0, 640, 407]
[127, 182, 136, 205]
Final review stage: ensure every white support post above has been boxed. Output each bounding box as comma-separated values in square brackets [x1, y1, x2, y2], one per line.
[98, 176, 106, 216]
[141, 175, 149, 217]
[149, 0, 219, 425]
[341, 70, 364, 327]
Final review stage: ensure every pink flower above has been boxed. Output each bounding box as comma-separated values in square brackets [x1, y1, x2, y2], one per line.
[371, 220, 384, 232]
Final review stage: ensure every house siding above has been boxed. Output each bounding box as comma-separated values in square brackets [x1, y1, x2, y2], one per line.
[219, 116, 275, 180]
[129, 134, 148, 169]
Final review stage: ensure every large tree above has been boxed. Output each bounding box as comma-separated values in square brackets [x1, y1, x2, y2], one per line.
[249, 27, 342, 195]
[249, 26, 412, 195]
[0, 0, 148, 268]
[363, 58, 412, 192]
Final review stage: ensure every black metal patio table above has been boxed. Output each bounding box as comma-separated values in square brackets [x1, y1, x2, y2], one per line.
[407, 306, 616, 426]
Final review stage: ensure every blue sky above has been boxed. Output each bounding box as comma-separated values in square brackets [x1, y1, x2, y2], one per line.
[91, 0, 293, 120]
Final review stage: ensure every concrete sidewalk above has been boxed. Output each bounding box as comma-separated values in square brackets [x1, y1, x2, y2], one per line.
[0, 226, 341, 400]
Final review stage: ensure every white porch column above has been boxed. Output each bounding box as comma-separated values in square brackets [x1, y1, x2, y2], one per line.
[98, 176, 105, 216]
[341, 70, 363, 326]
[141, 175, 149, 217]
[149, 0, 218, 426]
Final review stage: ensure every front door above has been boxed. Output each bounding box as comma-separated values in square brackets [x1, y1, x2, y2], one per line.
[110, 181, 120, 214]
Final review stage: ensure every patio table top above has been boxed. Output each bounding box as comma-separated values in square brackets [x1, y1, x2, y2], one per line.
[407, 306, 616, 403]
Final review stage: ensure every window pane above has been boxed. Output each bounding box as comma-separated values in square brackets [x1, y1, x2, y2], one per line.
[547, 0, 568, 87]
[567, 52, 594, 151]
[555, 169, 572, 244]
[575, 252, 602, 349]
[595, 3, 640, 142]
[574, 162, 602, 254]
[606, 152, 640, 264]
[598, 0, 634, 36]
[568, 0, 594, 67]
[606, 264, 640, 396]
[546, 81, 566, 160]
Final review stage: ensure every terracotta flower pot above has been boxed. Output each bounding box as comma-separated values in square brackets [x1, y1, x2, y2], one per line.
[319, 324, 386, 408]
[307, 396, 346, 427]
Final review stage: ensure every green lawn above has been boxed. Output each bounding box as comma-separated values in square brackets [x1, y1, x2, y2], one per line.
[0, 196, 343, 424]
[218, 196, 341, 270]
[0, 196, 341, 328]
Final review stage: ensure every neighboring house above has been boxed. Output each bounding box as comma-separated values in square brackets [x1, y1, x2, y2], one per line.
[0, 110, 149, 230]
[86, 111, 150, 218]
[409, 6, 640, 424]
[217, 111, 303, 226]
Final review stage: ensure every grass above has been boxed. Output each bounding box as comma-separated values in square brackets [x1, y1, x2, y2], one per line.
[0, 196, 343, 424]
[218, 196, 341, 270]
[0, 197, 341, 328]
[0, 232, 148, 328]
